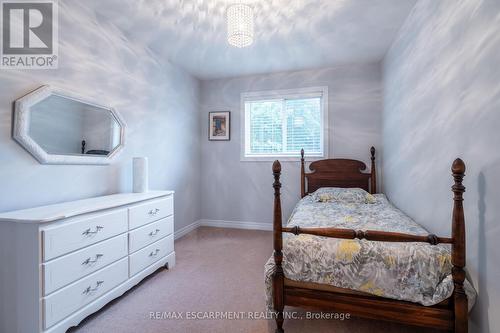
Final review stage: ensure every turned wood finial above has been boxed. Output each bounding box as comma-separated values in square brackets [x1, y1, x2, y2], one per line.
[452, 158, 466, 204]
[300, 149, 306, 198]
[273, 160, 282, 204]
[370, 146, 376, 194]
[451, 158, 468, 332]
[272, 160, 285, 332]
[272, 160, 283, 245]
[452, 158, 466, 175]
[451, 158, 466, 267]
[273, 160, 282, 174]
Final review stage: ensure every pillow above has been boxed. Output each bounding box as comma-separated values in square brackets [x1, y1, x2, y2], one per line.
[312, 187, 375, 204]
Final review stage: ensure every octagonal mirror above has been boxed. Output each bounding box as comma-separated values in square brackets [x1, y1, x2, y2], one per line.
[13, 85, 126, 165]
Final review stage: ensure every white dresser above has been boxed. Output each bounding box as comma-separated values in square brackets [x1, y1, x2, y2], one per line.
[0, 191, 176, 333]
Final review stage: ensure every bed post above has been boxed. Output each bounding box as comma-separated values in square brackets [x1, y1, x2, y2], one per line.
[370, 147, 376, 194]
[300, 149, 306, 198]
[451, 158, 468, 333]
[272, 160, 285, 333]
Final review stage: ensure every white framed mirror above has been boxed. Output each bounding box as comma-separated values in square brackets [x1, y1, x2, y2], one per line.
[13, 85, 126, 165]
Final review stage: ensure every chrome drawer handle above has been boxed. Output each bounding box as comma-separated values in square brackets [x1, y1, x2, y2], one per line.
[148, 208, 160, 216]
[149, 249, 160, 257]
[82, 225, 104, 236]
[82, 280, 104, 295]
[82, 254, 104, 265]
[149, 229, 160, 236]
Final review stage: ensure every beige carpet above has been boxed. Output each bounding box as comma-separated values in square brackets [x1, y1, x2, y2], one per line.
[69, 227, 440, 333]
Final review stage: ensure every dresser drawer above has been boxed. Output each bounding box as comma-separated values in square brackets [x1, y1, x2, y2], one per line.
[43, 257, 128, 329]
[128, 196, 173, 229]
[42, 209, 128, 261]
[129, 235, 174, 277]
[129, 216, 173, 253]
[42, 234, 128, 295]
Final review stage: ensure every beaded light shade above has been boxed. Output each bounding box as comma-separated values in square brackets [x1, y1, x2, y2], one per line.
[226, 4, 254, 48]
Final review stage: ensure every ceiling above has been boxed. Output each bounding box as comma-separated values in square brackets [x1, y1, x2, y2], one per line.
[88, 0, 418, 80]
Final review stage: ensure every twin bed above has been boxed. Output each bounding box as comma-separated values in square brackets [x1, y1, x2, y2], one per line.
[265, 147, 476, 332]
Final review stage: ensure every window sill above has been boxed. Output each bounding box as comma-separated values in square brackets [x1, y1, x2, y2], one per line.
[240, 155, 326, 162]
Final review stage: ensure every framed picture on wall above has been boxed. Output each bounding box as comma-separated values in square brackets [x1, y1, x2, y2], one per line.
[209, 111, 230, 141]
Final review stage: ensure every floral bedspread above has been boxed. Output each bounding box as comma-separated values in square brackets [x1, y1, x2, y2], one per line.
[264, 194, 476, 310]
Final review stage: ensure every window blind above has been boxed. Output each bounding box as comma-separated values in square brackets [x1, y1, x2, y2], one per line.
[244, 94, 324, 157]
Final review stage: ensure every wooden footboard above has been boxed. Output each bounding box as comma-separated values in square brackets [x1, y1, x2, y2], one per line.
[271, 148, 468, 333]
[284, 283, 454, 330]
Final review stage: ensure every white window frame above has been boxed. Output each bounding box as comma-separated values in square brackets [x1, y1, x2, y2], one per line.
[240, 86, 329, 162]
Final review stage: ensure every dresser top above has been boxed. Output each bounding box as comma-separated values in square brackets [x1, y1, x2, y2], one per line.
[0, 191, 174, 224]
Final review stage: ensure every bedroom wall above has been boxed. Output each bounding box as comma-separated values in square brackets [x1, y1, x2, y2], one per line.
[382, 0, 500, 332]
[0, 2, 201, 232]
[200, 64, 382, 225]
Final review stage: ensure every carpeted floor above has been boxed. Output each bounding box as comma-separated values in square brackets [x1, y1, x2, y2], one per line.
[69, 227, 440, 333]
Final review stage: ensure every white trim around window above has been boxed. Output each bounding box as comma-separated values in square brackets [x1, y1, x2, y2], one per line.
[240, 86, 329, 162]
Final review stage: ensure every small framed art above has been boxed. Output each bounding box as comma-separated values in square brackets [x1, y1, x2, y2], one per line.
[208, 111, 230, 141]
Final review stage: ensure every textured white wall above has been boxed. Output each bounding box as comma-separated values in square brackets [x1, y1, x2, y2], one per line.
[200, 64, 382, 224]
[383, 0, 500, 332]
[0, 2, 201, 231]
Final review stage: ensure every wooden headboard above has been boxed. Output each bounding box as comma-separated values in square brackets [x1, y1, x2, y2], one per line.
[300, 147, 376, 197]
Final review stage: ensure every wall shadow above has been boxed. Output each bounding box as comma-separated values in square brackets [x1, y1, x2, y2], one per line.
[475, 171, 489, 333]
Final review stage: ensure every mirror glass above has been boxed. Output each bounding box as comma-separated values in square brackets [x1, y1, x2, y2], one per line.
[28, 94, 122, 156]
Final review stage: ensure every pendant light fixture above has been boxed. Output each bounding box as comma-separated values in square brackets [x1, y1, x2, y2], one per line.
[226, 3, 254, 48]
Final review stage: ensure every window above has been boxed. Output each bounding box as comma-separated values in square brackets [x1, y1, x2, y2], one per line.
[241, 87, 328, 160]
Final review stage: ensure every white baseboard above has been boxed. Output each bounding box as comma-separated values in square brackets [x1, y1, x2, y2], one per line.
[174, 219, 272, 239]
[174, 220, 201, 240]
[200, 219, 273, 231]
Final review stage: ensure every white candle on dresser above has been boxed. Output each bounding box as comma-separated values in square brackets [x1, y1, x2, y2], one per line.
[133, 157, 149, 193]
